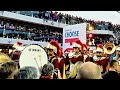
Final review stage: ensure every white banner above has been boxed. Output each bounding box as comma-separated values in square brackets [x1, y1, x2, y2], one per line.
[63, 23, 87, 54]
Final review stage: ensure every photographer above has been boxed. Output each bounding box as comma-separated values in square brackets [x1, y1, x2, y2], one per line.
[40, 63, 62, 79]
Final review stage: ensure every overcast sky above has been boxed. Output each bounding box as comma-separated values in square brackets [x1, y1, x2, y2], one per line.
[56, 11, 120, 25]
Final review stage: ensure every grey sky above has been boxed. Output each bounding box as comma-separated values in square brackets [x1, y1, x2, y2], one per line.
[56, 11, 120, 25]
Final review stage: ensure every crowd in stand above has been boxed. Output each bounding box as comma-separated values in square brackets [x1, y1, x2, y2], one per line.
[10, 11, 120, 30]
[93, 36, 118, 46]
[0, 18, 63, 43]
[0, 11, 120, 45]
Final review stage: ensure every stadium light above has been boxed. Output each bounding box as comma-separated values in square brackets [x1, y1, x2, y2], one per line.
[89, 26, 94, 31]
[88, 41, 92, 46]
[87, 24, 94, 31]
[88, 33, 94, 38]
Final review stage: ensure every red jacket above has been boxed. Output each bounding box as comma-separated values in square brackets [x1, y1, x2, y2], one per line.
[70, 55, 84, 64]
[51, 57, 59, 69]
[94, 57, 110, 73]
[59, 58, 69, 78]
[48, 56, 59, 69]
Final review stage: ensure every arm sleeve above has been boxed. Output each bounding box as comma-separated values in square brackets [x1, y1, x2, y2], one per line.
[52, 59, 59, 68]
[70, 56, 83, 64]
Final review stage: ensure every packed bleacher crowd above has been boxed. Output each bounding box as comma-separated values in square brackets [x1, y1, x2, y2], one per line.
[1, 11, 117, 43]
[9, 11, 120, 31]
[0, 11, 119, 46]
[0, 18, 63, 43]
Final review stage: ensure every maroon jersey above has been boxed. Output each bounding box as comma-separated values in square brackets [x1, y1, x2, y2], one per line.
[69, 54, 84, 64]
[93, 56, 110, 73]
[48, 56, 59, 69]
[59, 57, 69, 78]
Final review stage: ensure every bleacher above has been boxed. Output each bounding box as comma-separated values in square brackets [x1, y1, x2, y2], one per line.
[0, 11, 119, 46]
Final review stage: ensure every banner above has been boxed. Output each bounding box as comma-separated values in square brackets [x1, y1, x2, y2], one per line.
[63, 23, 87, 54]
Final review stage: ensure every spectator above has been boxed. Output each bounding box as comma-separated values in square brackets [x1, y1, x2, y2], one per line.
[76, 62, 102, 79]
[0, 21, 5, 29]
[118, 66, 120, 75]
[61, 14, 66, 24]
[0, 61, 18, 79]
[52, 12, 58, 22]
[53, 35, 58, 41]
[38, 11, 44, 18]
[40, 63, 54, 79]
[43, 11, 50, 22]
[113, 47, 120, 61]
[109, 36, 114, 43]
[9, 24, 15, 30]
[65, 14, 69, 24]
[44, 34, 49, 42]
[68, 15, 72, 24]
[40, 63, 62, 79]
[102, 60, 120, 79]
[15, 66, 39, 79]
[5, 22, 10, 30]
[71, 15, 75, 25]
[58, 12, 63, 23]
[32, 11, 39, 18]
[109, 53, 115, 62]
[0, 53, 12, 63]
